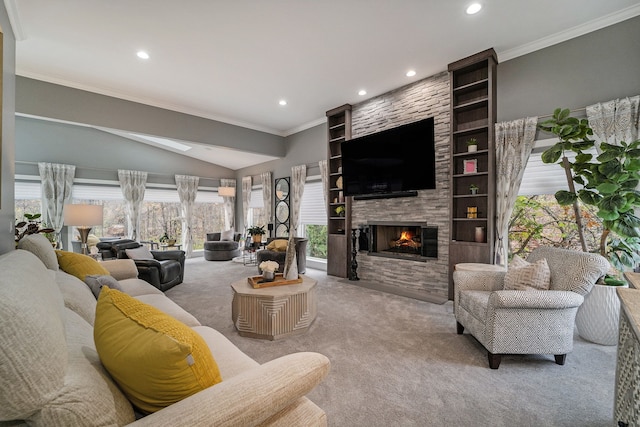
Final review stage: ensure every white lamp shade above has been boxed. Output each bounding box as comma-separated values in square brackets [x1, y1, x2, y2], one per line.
[218, 186, 236, 197]
[64, 204, 104, 227]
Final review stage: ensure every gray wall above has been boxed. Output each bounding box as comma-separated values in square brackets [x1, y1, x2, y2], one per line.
[15, 116, 233, 187]
[0, 4, 15, 255]
[498, 15, 640, 123]
[17, 77, 285, 158]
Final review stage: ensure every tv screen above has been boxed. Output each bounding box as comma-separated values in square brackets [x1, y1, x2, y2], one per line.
[341, 117, 435, 197]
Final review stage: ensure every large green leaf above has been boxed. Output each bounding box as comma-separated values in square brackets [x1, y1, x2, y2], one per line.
[599, 160, 622, 177]
[596, 182, 620, 194]
[601, 194, 626, 211]
[541, 144, 563, 164]
[597, 209, 620, 221]
[578, 190, 600, 205]
[575, 153, 593, 163]
[555, 190, 577, 205]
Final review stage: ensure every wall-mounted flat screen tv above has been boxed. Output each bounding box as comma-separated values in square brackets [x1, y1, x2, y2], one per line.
[341, 116, 435, 198]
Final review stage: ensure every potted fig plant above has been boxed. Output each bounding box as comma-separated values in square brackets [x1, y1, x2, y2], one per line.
[539, 107, 640, 345]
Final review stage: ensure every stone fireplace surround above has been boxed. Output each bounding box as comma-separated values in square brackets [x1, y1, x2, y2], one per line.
[347, 70, 450, 304]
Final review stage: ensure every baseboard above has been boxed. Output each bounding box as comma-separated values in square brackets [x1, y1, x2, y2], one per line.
[340, 278, 448, 304]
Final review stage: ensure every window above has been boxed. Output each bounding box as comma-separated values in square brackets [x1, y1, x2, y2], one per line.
[509, 140, 601, 259]
[298, 179, 327, 261]
[16, 178, 226, 251]
[247, 186, 267, 231]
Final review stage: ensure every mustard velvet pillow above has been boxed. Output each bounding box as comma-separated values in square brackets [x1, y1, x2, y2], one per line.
[266, 239, 288, 252]
[93, 286, 222, 413]
[55, 250, 110, 281]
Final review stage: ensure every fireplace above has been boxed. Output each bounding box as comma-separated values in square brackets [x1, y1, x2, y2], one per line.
[364, 221, 437, 261]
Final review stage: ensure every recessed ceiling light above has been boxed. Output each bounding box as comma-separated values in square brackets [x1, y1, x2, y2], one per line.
[466, 3, 482, 14]
[137, 50, 149, 59]
[406, 70, 416, 77]
[279, 100, 287, 106]
[358, 90, 367, 96]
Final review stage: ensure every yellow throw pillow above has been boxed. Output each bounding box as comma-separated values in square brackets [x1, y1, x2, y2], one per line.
[94, 286, 222, 413]
[55, 250, 110, 281]
[266, 239, 288, 252]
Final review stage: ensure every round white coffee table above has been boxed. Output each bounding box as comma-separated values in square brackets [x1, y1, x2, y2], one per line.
[231, 275, 317, 340]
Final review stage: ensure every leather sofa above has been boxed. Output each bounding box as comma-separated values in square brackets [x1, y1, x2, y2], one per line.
[204, 232, 242, 261]
[2, 234, 330, 425]
[96, 239, 185, 291]
[257, 237, 308, 274]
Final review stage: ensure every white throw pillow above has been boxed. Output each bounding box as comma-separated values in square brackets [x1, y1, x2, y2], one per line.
[220, 229, 235, 241]
[125, 246, 154, 260]
[503, 255, 551, 291]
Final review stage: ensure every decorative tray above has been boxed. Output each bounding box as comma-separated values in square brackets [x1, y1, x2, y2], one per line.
[248, 274, 303, 289]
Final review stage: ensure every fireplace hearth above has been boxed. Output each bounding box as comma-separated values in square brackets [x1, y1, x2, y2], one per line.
[364, 221, 437, 261]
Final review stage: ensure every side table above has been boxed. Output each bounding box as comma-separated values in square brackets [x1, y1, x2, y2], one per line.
[231, 275, 317, 340]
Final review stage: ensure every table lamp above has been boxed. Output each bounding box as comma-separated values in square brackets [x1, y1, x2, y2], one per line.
[64, 204, 104, 255]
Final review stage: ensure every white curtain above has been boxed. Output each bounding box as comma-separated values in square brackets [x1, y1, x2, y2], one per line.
[494, 117, 538, 266]
[38, 162, 76, 247]
[220, 178, 236, 230]
[319, 159, 329, 213]
[242, 176, 252, 233]
[261, 172, 273, 231]
[175, 174, 199, 258]
[586, 96, 639, 149]
[289, 165, 307, 236]
[118, 169, 147, 241]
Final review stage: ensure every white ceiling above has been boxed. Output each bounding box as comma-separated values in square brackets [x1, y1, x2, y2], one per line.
[9, 0, 640, 169]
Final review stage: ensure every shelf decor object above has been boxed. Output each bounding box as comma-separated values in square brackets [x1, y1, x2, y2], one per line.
[463, 159, 477, 174]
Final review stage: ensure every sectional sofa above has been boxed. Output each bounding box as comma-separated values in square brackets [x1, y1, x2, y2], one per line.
[0, 234, 330, 426]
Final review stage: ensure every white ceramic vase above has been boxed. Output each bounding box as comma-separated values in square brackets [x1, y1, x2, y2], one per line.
[468, 145, 477, 152]
[262, 270, 275, 282]
[575, 283, 627, 346]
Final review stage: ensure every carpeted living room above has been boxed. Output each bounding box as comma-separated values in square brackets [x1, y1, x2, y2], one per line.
[170, 257, 618, 426]
[2, 2, 640, 427]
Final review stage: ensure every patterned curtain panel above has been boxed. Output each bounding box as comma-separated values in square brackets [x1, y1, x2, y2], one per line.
[319, 160, 328, 212]
[586, 95, 639, 150]
[175, 174, 199, 258]
[38, 162, 76, 246]
[242, 176, 252, 233]
[260, 171, 273, 229]
[494, 117, 537, 266]
[289, 165, 307, 236]
[220, 178, 236, 230]
[118, 169, 148, 241]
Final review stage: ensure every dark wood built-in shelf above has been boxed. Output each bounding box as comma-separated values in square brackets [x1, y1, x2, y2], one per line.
[448, 48, 498, 299]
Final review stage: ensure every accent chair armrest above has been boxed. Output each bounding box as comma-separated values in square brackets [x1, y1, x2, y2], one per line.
[488, 290, 584, 310]
[130, 351, 330, 427]
[453, 270, 506, 293]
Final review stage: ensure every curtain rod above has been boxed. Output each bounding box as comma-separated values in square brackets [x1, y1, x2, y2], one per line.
[536, 107, 587, 121]
[15, 160, 230, 183]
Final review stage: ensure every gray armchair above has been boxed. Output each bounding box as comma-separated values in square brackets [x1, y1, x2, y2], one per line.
[257, 237, 308, 274]
[453, 247, 609, 369]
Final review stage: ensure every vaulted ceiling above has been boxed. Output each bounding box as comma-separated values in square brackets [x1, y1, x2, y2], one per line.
[10, 1, 640, 168]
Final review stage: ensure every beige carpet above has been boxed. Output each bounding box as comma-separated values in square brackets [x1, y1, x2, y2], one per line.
[166, 257, 618, 427]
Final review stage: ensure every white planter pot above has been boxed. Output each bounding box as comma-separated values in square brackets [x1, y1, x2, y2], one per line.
[575, 283, 627, 346]
[467, 145, 477, 152]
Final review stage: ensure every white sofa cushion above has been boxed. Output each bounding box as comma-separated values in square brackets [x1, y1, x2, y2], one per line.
[31, 309, 135, 425]
[17, 233, 58, 270]
[0, 250, 67, 420]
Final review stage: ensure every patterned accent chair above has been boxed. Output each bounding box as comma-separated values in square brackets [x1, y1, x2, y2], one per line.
[453, 247, 610, 369]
